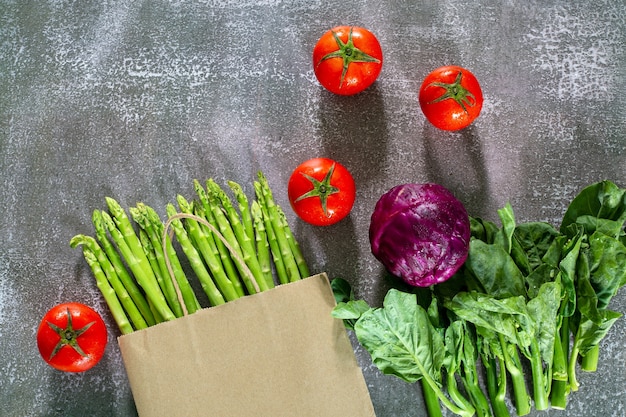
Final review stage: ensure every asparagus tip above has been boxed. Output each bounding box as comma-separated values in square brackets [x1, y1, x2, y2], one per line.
[69, 234, 86, 248]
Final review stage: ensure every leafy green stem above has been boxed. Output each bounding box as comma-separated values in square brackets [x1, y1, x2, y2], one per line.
[580, 344, 599, 372]
[499, 335, 531, 416]
[420, 379, 444, 417]
[529, 339, 549, 410]
[462, 365, 493, 417]
[447, 372, 475, 413]
[422, 371, 474, 417]
[485, 355, 511, 417]
[567, 343, 581, 392]
[550, 316, 570, 409]
[550, 380, 570, 410]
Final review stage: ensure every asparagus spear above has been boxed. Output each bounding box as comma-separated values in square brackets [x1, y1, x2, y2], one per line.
[106, 198, 148, 263]
[256, 172, 302, 282]
[71, 234, 148, 331]
[227, 181, 254, 244]
[228, 181, 255, 249]
[196, 179, 260, 294]
[82, 247, 134, 335]
[165, 203, 226, 307]
[139, 229, 184, 318]
[251, 200, 275, 289]
[254, 181, 289, 284]
[193, 202, 246, 298]
[131, 204, 200, 315]
[176, 195, 240, 302]
[148, 299, 164, 324]
[101, 208, 176, 322]
[130, 203, 200, 314]
[92, 210, 156, 326]
[209, 179, 270, 291]
[228, 181, 274, 290]
[276, 205, 310, 278]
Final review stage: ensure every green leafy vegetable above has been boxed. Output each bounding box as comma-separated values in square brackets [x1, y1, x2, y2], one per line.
[333, 180, 626, 417]
[333, 289, 474, 417]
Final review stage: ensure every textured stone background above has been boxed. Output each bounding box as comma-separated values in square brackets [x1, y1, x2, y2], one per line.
[1, 1, 624, 416]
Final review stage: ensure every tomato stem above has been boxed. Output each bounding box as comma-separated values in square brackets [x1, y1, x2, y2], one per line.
[295, 163, 339, 217]
[318, 27, 381, 89]
[47, 308, 95, 359]
[428, 71, 477, 114]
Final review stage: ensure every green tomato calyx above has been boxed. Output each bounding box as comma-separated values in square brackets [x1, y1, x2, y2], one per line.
[318, 27, 381, 89]
[295, 163, 339, 217]
[47, 308, 95, 359]
[428, 71, 476, 113]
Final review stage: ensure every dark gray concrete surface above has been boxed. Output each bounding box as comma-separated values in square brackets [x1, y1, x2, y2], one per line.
[1, 1, 625, 416]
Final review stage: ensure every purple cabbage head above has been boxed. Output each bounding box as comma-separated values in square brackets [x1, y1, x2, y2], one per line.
[369, 183, 471, 287]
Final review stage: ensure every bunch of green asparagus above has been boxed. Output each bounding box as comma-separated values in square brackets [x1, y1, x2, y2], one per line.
[70, 172, 310, 334]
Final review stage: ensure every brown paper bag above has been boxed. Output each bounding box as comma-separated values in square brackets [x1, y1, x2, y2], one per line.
[118, 273, 376, 417]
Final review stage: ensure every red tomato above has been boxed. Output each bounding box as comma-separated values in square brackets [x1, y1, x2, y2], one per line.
[418, 65, 483, 131]
[313, 26, 383, 95]
[288, 158, 356, 226]
[36, 302, 108, 372]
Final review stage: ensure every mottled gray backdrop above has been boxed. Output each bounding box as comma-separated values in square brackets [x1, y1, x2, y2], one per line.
[1, 1, 624, 416]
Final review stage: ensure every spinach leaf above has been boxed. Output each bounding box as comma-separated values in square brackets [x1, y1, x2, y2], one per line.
[571, 310, 623, 357]
[586, 231, 626, 309]
[353, 289, 444, 384]
[557, 228, 584, 318]
[495, 203, 516, 254]
[463, 240, 527, 298]
[525, 263, 558, 299]
[560, 180, 626, 239]
[331, 277, 371, 331]
[470, 216, 499, 243]
[526, 281, 561, 366]
[445, 292, 531, 349]
[332, 300, 371, 331]
[512, 222, 560, 275]
[330, 277, 354, 304]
